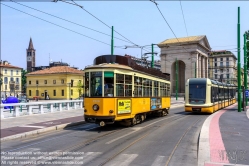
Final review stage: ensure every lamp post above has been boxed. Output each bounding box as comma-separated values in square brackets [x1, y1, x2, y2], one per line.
[237, 7, 241, 112]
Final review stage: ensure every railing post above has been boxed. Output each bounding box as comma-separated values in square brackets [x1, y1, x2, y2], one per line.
[14, 106, 20, 117]
[50, 104, 54, 112]
[80, 101, 83, 108]
[73, 102, 77, 109]
[67, 102, 70, 110]
[59, 103, 62, 111]
[39, 104, 44, 114]
[1, 109, 4, 119]
[27, 105, 33, 115]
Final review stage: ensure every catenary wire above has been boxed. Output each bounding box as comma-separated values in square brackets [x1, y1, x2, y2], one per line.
[179, 0, 189, 38]
[1, 2, 114, 46]
[58, 0, 151, 53]
[8, 0, 132, 44]
[150, 0, 191, 53]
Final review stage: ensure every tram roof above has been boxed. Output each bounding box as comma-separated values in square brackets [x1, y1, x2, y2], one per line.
[85, 63, 133, 70]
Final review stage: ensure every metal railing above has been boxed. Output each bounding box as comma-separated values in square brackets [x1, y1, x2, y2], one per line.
[0, 100, 83, 119]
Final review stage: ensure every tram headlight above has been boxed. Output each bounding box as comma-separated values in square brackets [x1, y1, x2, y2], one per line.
[92, 104, 99, 111]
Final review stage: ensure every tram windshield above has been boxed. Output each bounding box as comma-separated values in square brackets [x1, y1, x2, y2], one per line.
[189, 84, 206, 104]
[90, 72, 102, 97]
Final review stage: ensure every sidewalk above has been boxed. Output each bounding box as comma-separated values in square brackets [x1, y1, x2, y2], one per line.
[0, 109, 84, 141]
[198, 104, 249, 166]
[0, 98, 184, 142]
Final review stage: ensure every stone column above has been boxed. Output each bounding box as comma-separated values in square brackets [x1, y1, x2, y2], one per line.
[202, 55, 205, 78]
[198, 54, 202, 78]
[206, 57, 208, 78]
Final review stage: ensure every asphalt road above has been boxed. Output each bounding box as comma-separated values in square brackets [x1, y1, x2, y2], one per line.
[1, 105, 209, 166]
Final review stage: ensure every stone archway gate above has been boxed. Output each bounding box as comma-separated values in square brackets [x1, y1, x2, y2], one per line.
[158, 35, 211, 96]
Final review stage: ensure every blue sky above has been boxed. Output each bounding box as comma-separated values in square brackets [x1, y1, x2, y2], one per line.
[1, 1, 249, 70]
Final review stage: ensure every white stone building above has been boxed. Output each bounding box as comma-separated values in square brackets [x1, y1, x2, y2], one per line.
[158, 35, 211, 95]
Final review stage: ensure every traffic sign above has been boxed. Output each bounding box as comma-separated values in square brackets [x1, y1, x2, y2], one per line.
[245, 90, 249, 98]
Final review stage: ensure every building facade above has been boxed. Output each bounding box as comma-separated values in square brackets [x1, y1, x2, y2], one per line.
[27, 38, 36, 72]
[26, 66, 84, 100]
[158, 35, 211, 95]
[208, 50, 238, 85]
[0, 60, 22, 98]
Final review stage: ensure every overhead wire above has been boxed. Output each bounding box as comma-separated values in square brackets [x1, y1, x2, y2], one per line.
[179, 0, 189, 38]
[58, 0, 151, 53]
[150, 0, 193, 54]
[1, 2, 112, 46]
[8, 0, 132, 44]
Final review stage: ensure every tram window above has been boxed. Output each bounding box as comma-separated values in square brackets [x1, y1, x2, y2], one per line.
[134, 76, 142, 97]
[154, 81, 159, 97]
[103, 71, 114, 97]
[143, 78, 149, 97]
[148, 80, 152, 97]
[116, 74, 124, 97]
[125, 75, 132, 97]
[166, 83, 170, 97]
[189, 84, 206, 104]
[160, 82, 164, 97]
[90, 72, 102, 97]
[85, 72, 89, 97]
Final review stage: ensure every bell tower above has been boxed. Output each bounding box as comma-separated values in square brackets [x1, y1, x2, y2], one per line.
[26, 38, 36, 72]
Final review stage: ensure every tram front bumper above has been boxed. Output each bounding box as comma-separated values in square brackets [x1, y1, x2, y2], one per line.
[185, 105, 213, 113]
[84, 115, 115, 124]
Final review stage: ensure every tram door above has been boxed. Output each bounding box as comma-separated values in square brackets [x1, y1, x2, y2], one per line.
[104, 71, 114, 97]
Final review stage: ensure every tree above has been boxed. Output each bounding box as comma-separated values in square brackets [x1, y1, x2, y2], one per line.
[21, 69, 28, 94]
[76, 80, 83, 97]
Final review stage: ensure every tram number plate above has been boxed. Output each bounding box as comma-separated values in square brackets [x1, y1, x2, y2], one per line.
[192, 108, 201, 112]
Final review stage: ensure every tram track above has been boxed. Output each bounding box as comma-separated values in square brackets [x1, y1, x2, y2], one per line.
[98, 115, 194, 166]
[25, 113, 189, 166]
[32, 114, 189, 166]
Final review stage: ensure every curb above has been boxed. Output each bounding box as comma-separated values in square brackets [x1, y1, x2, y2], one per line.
[197, 110, 217, 166]
[0, 121, 86, 142]
[198, 104, 237, 166]
[247, 108, 249, 119]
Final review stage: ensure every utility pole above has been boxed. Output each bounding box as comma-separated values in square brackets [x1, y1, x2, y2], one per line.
[111, 26, 114, 55]
[244, 33, 248, 106]
[151, 44, 154, 68]
[237, 7, 241, 112]
[176, 58, 178, 100]
[195, 62, 196, 78]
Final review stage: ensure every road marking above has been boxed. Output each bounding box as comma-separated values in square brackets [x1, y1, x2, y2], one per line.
[6, 124, 95, 153]
[21, 125, 45, 128]
[82, 152, 102, 164]
[108, 154, 138, 166]
[106, 127, 143, 144]
[151, 156, 166, 166]
[106, 114, 181, 144]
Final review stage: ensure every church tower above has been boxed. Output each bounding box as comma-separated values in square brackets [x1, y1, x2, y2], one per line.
[26, 38, 36, 72]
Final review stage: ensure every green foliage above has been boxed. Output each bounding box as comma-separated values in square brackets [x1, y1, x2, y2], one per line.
[21, 69, 28, 93]
[76, 81, 83, 97]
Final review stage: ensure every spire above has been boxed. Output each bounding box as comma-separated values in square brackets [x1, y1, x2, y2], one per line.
[28, 38, 34, 50]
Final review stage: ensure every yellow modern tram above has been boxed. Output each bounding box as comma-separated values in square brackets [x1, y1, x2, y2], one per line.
[83, 55, 171, 126]
[185, 78, 236, 113]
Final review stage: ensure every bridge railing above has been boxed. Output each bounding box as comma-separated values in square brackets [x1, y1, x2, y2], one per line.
[0, 100, 83, 119]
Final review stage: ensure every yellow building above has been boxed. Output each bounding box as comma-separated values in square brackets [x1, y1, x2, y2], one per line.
[26, 66, 84, 100]
[0, 60, 22, 98]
